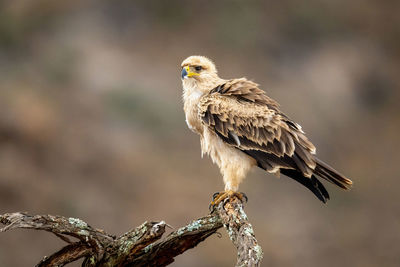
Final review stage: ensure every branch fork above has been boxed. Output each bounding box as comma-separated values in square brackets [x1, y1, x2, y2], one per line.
[1, 196, 263, 266]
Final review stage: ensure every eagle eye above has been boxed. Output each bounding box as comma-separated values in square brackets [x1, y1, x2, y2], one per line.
[194, 66, 202, 71]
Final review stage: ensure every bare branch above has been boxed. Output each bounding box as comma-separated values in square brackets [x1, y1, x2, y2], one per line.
[37, 242, 93, 267]
[0, 212, 113, 261]
[127, 214, 223, 267]
[1, 197, 263, 266]
[216, 197, 264, 267]
[97, 221, 168, 266]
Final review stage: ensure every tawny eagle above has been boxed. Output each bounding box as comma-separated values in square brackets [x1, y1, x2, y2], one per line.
[181, 55, 352, 205]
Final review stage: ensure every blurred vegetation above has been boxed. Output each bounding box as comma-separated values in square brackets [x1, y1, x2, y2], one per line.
[0, 1, 399, 266]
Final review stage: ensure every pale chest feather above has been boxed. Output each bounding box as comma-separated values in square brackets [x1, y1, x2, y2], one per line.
[183, 87, 204, 134]
[201, 127, 256, 173]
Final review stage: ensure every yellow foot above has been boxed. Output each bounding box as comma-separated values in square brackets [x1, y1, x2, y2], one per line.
[209, 190, 248, 211]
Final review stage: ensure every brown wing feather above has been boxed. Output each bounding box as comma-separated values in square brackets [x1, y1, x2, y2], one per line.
[200, 78, 316, 177]
[210, 78, 280, 108]
[199, 78, 352, 192]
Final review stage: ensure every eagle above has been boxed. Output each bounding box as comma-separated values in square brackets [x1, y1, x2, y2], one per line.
[181, 55, 352, 205]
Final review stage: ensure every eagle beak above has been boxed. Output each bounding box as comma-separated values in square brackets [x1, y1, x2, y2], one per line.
[181, 66, 199, 79]
[181, 66, 188, 79]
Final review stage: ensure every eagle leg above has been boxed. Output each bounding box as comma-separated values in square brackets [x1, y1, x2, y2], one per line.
[209, 190, 248, 211]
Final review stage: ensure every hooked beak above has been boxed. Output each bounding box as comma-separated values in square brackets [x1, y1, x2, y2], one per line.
[181, 66, 188, 79]
[181, 66, 199, 79]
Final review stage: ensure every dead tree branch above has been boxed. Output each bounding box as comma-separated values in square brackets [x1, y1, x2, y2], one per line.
[217, 197, 263, 267]
[1, 197, 263, 266]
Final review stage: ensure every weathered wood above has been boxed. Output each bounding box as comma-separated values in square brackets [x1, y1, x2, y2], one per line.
[37, 242, 93, 267]
[218, 198, 263, 267]
[127, 214, 222, 267]
[95, 221, 168, 267]
[1, 196, 263, 266]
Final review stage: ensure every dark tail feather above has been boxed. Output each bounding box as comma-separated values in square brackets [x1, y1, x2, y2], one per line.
[243, 149, 330, 203]
[314, 158, 353, 190]
[280, 169, 330, 203]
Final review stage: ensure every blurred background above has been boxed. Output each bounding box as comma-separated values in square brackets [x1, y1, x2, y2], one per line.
[0, 0, 399, 266]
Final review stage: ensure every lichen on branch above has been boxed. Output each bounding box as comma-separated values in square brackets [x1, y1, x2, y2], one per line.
[1, 196, 262, 267]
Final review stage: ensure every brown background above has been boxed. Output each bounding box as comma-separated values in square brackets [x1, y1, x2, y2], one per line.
[0, 1, 399, 266]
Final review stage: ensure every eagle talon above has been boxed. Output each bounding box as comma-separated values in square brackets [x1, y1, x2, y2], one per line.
[212, 192, 221, 200]
[208, 203, 214, 212]
[209, 191, 248, 212]
[208, 201, 218, 212]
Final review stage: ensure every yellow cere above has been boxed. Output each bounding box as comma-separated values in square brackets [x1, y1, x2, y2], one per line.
[186, 66, 200, 77]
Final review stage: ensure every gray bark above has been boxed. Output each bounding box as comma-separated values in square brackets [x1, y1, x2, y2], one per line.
[1, 196, 263, 266]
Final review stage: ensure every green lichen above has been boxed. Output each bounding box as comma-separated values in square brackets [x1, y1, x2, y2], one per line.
[78, 229, 89, 236]
[238, 207, 248, 220]
[227, 227, 236, 242]
[68, 217, 88, 229]
[243, 225, 254, 236]
[207, 216, 218, 224]
[118, 222, 148, 255]
[119, 239, 135, 255]
[177, 219, 202, 235]
[254, 244, 263, 259]
[88, 256, 96, 265]
[144, 243, 153, 253]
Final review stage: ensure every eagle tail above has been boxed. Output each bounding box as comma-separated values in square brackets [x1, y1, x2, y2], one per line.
[314, 158, 353, 190]
[243, 149, 330, 203]
[280, 169, 330, 203]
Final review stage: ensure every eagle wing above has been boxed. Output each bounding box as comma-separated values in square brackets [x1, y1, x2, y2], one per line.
[199, 78, 352, 202]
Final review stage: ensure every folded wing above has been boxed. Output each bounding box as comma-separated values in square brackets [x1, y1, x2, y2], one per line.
[199, 78, 352, 202]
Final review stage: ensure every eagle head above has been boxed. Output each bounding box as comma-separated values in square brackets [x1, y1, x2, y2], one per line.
[181, 56, 218, 81]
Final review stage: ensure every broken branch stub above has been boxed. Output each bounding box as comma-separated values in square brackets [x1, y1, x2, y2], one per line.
[1, 196, 263, 266]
